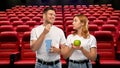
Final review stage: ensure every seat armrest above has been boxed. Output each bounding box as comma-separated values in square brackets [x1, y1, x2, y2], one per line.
[10, 52, 20, 64]
[9, 52, 20, 68]
[95, 54, 100, 68]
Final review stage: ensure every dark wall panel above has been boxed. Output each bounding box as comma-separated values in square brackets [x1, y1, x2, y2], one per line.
[0, 0, 112, 11]
[112, 0, 120, 10]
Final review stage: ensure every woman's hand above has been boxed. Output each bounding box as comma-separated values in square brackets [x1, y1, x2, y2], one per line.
[72, 43, 83, 50]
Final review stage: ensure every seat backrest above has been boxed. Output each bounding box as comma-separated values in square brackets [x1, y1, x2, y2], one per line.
[64, 17, 73, 22]
[32, 16, 41, 23]
[0, 21, 10, 26]
[15, 25, 31, 32]
[66, 25, 74, 36]
[101, 24, 116, 31]
[65, 20, 72, 26]
[15, 25, 31, 40]
[21, 17, 30, 23]
[21, 32, 36, 60]
[94, 31, 115, 60]
[106, 20, 118, 26]
[101, 24, 117, 36]
[0, 25, 14, 32]
[9, 17, 19, 22]
[54, 20, 63, 25]
[12, 21, 24, 27]
[117, 31, 120, 52]
[93, 20, 104, 26]
[26, 21, 37, 28]
[88, 24, 99, 35]
[98, 16, 107, 21]
[55, 25, 64, 31]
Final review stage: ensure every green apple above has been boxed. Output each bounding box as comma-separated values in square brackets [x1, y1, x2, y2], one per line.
[74, 40, 81, 46]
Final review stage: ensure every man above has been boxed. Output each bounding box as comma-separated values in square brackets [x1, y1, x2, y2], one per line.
[30, 7, 66, 68]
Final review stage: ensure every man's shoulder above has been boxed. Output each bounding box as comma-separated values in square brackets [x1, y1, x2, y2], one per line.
[31, 25, 43, 32]
[33, 25, 43, 29]
[52, 25, 62, 31]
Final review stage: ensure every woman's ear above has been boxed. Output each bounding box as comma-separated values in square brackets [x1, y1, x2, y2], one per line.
[81, 23, 84, 26]
[43, 14, 45, 19]
[87, 20, 89, 24]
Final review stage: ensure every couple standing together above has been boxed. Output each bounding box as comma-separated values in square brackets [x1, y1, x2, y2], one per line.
[30, 7, 97, 68]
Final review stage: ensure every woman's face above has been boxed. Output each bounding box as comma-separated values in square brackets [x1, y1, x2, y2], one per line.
[72, 16, 82, 30]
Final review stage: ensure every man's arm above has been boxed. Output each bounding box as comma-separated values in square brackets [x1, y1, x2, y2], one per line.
[61, 45, 74, 59]
[30, 24, 51, 51]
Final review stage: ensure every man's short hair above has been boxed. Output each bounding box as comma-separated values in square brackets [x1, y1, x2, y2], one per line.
[43, 7, 56, 14]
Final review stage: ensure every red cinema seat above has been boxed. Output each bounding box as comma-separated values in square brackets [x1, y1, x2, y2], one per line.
[15, 25, 31, 41]
[14, 32, 36, 67]
[65, 20, 72, 27]
[21, 17, 30, 23]
[23, 11, 30, 15]
[64, 17, 73, 22]
[98, 16, 107, 21]
[32, 17, 41, 23]
[56, 17, 63, 21]
[17, 13, 25, 18]
[88, 16, 96, 23]
[94, 31, 115, 60]
[93, 13, 101, 17]
[26, 21, 37, 28]
[0, 25, 14, 32]
[66, 25, 74, 36]
[9, 17, 19, 22]
[101, 24, 118, 45]
[88, 24, 99, 35]
[0, 17, 8, 21]
[109, 16, 119, 21]
[8, 14, 16, 18]
[106, 20, 118, 26]
[0, 31, 20, 68]
[0, 21, 10, 26]
[27, 13, 35, 18]
[12, 21, 24, 27]
[93, 20, 104, 26]
[116, 31, 120, 60]
[54, 20, 63, 25]
[94, 31, 120, 67]
[55, 25, 64, 31]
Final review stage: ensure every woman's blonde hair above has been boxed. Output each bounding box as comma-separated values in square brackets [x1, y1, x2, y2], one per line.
[73, 14, 89, 39]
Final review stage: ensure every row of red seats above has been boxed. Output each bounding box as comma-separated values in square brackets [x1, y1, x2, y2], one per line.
[1, 31, 120, 67]
[65, 19, 120, 26]
[0, 22, 119, 39]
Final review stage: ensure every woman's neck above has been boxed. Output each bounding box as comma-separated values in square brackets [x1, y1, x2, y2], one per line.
[77, 29, 82, 37]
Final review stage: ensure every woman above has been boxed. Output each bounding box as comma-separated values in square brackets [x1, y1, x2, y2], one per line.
[61, 14, 97, 68]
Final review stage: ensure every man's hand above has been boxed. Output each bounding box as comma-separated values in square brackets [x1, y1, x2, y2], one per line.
[50, 46, 60, 54]
[43, 24, 51, 34]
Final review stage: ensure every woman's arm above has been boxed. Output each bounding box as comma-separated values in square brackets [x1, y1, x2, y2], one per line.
[81, 47, 97, 61]
[72, 45, 97, 61]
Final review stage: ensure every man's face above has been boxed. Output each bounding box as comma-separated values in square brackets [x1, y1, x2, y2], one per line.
[43, 10, 56, 24]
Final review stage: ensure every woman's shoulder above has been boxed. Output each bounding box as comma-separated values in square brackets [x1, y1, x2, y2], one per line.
[67, 34, 76, 38]
[89, 34, 96, 40]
